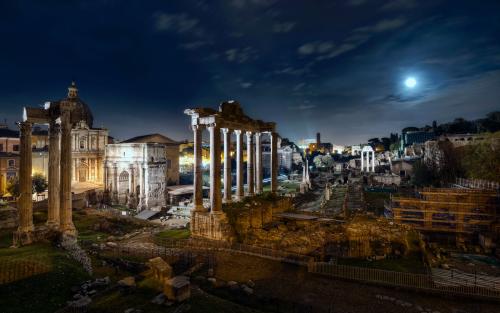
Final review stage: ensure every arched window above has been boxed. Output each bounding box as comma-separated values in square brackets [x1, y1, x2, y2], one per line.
[119, 171, 129, 182]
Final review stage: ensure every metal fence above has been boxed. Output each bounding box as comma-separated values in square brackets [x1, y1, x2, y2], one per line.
[0, 259, 51, 285]
[308, 262, 500, 301]
[153, 238, 313, 265]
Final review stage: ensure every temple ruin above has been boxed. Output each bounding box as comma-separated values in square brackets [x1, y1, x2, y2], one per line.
[14, 82, 89, 246]
[184, 101, 279, 241]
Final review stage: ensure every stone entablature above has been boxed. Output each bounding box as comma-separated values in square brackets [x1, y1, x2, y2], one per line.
[185, 101, 279, 241]
[104, 143, 167, 210]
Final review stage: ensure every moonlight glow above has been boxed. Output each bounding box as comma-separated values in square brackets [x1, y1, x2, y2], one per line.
[405, 77, 417, 88]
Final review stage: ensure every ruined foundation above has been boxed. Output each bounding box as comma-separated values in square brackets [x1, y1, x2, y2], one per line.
[190, 211, 233, 241]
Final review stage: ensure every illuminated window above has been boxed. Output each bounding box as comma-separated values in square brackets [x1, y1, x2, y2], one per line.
[8, 159, 15, 167]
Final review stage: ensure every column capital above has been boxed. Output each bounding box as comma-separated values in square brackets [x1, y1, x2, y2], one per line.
[191, 124, 203, 131]
[245, 130, 253, 138]
[221, 127, 232, 134]
[17, 121, 33, 134]
[234, 129, 242, 135]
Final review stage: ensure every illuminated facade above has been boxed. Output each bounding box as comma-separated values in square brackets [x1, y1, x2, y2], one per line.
[105, 143, 169, 211]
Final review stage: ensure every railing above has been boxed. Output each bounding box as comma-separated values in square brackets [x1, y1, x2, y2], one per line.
[0, 259, 51, 285]
[308, 262, 500, 300]
[150, 238, 312, 265]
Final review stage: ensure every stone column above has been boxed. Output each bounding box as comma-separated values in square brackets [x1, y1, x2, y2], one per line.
[235, 130, 244, 200]
[192, 125, 204, 211]
[270, 132, 278, 193]
[208, 125, 222, 212]
[16, 121, 34, 244]
[59, 109, 76, 235]
[361, 151, 365, 172]
[246, 131, 254, 196]
[112, 164, 118, 203]
[222, 128, 232, 203]
[371, 151, 375, 172]
[255, 132, 263, 194]
[46, 121, 60, 229]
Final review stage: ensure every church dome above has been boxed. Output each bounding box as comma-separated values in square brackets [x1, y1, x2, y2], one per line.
[65, 81, 94, 128]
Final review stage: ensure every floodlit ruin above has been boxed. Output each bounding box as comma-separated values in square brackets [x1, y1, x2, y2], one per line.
[185, 101, 279, 241]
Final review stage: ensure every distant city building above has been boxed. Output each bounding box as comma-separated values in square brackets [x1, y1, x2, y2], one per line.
[0, 152, 19, 196]
[0, 125, 20, 153]
[399, 130, 435, 155]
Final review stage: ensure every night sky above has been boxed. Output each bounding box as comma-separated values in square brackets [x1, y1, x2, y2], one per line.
[1, 0, 499, 145]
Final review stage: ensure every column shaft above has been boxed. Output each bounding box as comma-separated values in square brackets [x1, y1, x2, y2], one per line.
[223, 128, 232, 202]
[235, 130, 244, 200]
[246, 131, 254, 196]
[208, 125, 222, 212]
[59, 110, 76, 235]
[192, 125, 204, 211]
[361, 152, 364, 172]
[17, 122, 34, 235]
[255, 132, 262, 194]
[47, 122, 60, 228]
[270, 132, 278, 193]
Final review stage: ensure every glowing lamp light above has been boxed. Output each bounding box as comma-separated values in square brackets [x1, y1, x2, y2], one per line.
[405, 77, 417, 88]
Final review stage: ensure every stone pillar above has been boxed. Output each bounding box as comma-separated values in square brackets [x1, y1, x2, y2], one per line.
[208, 125, 222, 212]
[192, 125, 204, 211]
[255, 132, 263, 194]
[270, 132, 278, 194]
[59, 109, 76, 235]
[246, 131, 254, 196]
[222, 128, 232, 203]
[47, 121, 60, 229]
[235, 130, 244, 201]
[371, 151, 375, 172]
[112, 164, 118, 203]
[361, 151, 364, 172]
[16, 121, 34, 244]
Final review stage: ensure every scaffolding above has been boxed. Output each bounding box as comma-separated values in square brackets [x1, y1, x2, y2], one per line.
[387, 188, 499, 237]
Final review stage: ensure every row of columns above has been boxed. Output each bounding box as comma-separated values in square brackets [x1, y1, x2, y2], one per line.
[361, 149, 375, 172]
[192, 125, 278, 213]
[16, 113, 76, 244]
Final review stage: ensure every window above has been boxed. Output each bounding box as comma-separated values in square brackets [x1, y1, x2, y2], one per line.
[13, 145, 19, 152]
[8, 159, 15, 167]
[0, 144, 3, 151]
[80, 140, 85, 150]
[167, 159, 172, 169]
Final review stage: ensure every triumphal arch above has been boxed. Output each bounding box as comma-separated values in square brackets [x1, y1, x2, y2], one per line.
[14, 82, 89, 246]
[185, 101, 279, 241]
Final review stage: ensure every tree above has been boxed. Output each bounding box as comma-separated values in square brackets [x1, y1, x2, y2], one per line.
[6, 177, 20, 197]
[32, 173, 48, 194]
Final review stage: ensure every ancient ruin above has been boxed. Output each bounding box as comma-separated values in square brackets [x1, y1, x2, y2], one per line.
[361, 145, 375, 172]
[185, 101, 279, 241]
[14, 82, 89, 245]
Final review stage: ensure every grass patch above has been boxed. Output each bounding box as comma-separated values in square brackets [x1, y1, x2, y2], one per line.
[0, 243, 89, 313]
[155, 229, 191, 240]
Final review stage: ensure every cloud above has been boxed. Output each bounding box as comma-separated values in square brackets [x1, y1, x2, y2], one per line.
[298, 41, 335, 55]
[240, 82, 253, 88]
[289, 104, 317, 110]
[273, 22, 295, 33]
[355, 18, 407, 33]
[178, 41, 211, 50]
[225, 47, 259, 63]
[381, 0, 417, 11]
[153, 12, 203, 35]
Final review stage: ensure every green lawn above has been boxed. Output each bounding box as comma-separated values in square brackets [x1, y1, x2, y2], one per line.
[155, 229, 191, 240]
[0, 243, 90, 313]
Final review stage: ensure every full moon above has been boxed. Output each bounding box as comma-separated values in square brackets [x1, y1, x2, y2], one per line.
[405, 77, 417, 88]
